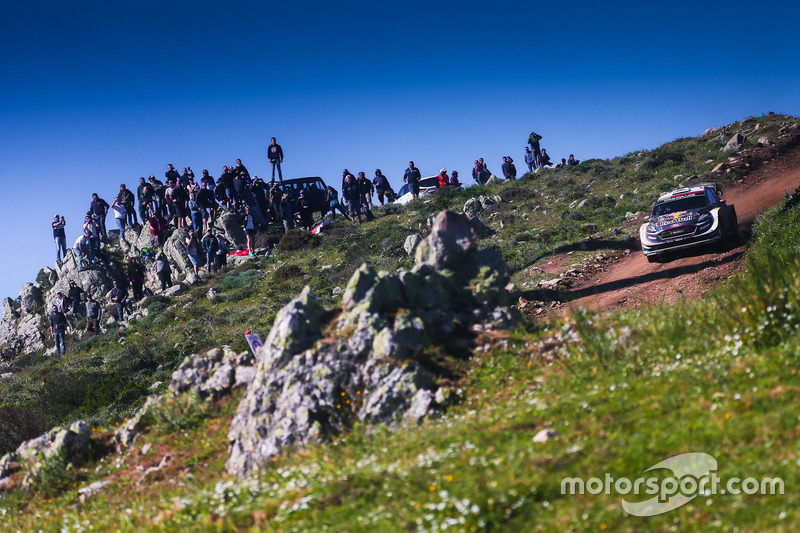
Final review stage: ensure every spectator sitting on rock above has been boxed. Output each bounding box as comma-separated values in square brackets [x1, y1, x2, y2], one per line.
[67, 281, 84, 315]
[110, 279, 133, 322]
[567, 154, 580, 166]
[555, 158, 567, 169]
[149, 209, 169, 247]
[450, 170, 462, 188]
[73, 229, 92, 270]
[540, 148, 552, 167]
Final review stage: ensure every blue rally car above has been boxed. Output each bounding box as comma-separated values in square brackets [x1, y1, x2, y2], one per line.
[640, 183, 739, 262]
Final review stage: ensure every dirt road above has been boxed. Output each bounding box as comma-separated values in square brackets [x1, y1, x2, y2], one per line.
[560, 149, 800, 314]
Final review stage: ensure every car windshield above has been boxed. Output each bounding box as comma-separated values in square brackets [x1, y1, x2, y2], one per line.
[653, 193, 707, 217]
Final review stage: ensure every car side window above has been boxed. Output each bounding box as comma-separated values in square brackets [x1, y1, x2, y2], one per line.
[706, 189, 718, 205]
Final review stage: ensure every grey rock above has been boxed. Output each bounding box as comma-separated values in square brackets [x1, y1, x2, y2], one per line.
[702, 126, 724, 138]
[463, 198, 482, 218]
[18, 283, 43, 315]
[757, 136, 773, 146]
[723, 133, 747, 152]
[404, 234, 422, 257]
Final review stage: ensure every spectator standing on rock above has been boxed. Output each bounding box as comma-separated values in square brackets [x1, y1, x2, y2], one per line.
[118, 184, 138, 227]
[524, 147, 534, 173]
[502, 156, 517, 181]
[127, 258, 145, 301]
[89, 193, 109, 240]
[267, 137, 284, 181]
[220, 166, 236, 210]
[180, 167, 194, 188]
[216, 234, 230, 269]
[149, 176, 166, 217]
[281, 192, 295, 233]
[110, 279, 133, 322]
[201, 169, 215, 190]
[49, 304, 67, 356]
[299, 190, 314, 232]
[240, 207, 257, 254]
[404, 161, 421, 201]
[53, 214, 67, 265]
[197, 181, 217, 231]
[85, 294, 101, 334]
[528, 131, 543, 168]
[138, 177, 152, 223]
[111, 198, 126, 240]
[357, 172, 374, 208]
[201, 228, 219, 275]
[54, 291, 68, 313]
[372, 170, 391, 206]
[156, 248, 172, 291]
[344, 174, 362, 224]
[165, 163, 180, 184]
[234, 159, 250, 181]
[185, 229, 202, 276]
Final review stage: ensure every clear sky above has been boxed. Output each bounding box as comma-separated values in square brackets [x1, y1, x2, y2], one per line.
[1, 0, 799, 302]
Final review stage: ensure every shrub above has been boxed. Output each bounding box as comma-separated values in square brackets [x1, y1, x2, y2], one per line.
[278, 230, 320, 251]
[273, 264, 303, 281]
[222, 270, 261, 290]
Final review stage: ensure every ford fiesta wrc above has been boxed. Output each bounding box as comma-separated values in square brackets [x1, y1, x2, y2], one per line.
[640, 183, 739, 262]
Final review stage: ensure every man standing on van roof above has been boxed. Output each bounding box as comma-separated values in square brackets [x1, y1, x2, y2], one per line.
[267, 137, 284, 182]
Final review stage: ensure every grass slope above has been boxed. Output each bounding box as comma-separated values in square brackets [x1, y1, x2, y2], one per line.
[1, 112, 799, 530]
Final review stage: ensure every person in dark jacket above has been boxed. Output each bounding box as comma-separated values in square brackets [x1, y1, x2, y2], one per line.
[127, 258, 145, 301]
[280, 193, 294, 233]
[220, 166, 236, 210]
[49, 304, 67, 356]
[156, 248, 172, 290]
[165, 163, 180, 184]
[299, 190, 314, 231]
[197, 182, 217, 231]
[528, 132, 543, 168]
[343, 175, 362, 224]
[325, 185, 348, 221]
[53, 214, 67, 265]
[501, 157, 517, 181]
[67, 281, 84, 315]
[357, 172, 374, 209]
[117, 184, 138, 226]
[85, 295, 101, 334]
[372, 170, 391, 206]
[201, 229, 219, 275]
[267, 137, 284, 181]
[403, 161, 421, 200]
[110, 280, 133, 322]
[89, 193, 110, 239]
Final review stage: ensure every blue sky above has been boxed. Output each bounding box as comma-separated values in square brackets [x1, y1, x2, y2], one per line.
[1, 0, 799, 301]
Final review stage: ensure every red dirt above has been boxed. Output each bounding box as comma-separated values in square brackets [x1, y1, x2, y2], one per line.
[546, 145, 800, 316]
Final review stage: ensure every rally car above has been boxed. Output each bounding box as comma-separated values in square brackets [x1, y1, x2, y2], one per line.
[640, 183, 739, 262]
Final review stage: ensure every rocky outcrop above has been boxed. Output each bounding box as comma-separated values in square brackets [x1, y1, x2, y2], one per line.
[226, 210, 518, 478]
[723, 133, 747, 152]
[0, 420, 106, 491]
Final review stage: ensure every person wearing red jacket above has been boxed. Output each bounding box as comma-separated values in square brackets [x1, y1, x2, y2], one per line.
[149, 210, 169, 247]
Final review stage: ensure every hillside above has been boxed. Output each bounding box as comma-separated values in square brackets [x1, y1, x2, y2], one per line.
[1, 113, 800, 530]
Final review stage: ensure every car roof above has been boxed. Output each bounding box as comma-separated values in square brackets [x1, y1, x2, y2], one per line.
[281, 176, 325, 185]
[655, 182, 718, 203]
